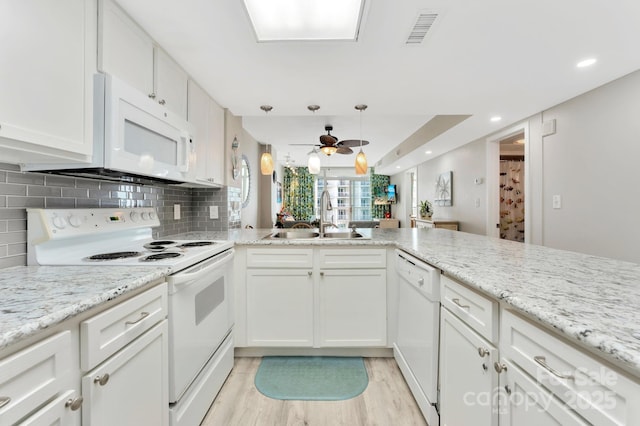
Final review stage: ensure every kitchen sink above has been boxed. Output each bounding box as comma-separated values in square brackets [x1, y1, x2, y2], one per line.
[321, 232, 365, 239]
[264, 230, 368, 240]
[267, 231, 320, 239]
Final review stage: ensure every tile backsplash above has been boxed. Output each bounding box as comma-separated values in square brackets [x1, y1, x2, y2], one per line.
[0, 162, 238, 269]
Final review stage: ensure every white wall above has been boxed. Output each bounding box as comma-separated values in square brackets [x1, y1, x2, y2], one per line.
[538, 69, 640, 262]
[409, 139, 487, 234]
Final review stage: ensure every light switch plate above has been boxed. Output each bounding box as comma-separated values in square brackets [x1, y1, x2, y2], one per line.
[209, 205, 219, 219]
[174, 204, 181, 219]
[552, 195, 562, 209]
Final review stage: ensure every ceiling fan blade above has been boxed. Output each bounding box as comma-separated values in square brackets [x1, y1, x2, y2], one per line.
[289, 143, 319, 146]
[336, 146, 354, 155]
[337, 139, 370, 148]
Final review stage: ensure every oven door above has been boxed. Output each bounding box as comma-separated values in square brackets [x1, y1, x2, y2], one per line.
[166, 248, 233, 403]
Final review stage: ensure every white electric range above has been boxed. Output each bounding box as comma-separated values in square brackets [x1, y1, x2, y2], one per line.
[27, 207, 235, 426]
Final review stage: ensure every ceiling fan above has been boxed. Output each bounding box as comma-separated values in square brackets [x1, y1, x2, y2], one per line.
[290, 125, 369, 156]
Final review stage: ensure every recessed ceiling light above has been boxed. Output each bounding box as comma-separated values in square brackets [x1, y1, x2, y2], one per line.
[243, 0, 365, 41]
[576, 58, 597, 68]
[425, 150, 432, 154]
[490, 116, 502, 122]
[396, 165, 401, 169]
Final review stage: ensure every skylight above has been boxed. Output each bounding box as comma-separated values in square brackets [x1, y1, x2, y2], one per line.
[243, 0, 365, 41]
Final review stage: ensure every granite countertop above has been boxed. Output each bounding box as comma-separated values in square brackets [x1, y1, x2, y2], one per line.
[171, 228, 640, 378]
[0, 265, 169, 351]
[2, 228, 639, 379]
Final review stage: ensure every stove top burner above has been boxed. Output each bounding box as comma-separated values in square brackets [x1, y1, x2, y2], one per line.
[87, 251, 142, 261]
[148, 240, 176, 246]
[140, 252, 183, 262]
[179, 241, 215, 247]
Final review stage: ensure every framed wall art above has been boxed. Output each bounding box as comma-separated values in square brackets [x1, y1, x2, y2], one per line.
[434, 171, 452, 206]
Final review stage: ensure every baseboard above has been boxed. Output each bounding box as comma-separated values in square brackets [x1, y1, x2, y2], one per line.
[234, 347, 394, 358]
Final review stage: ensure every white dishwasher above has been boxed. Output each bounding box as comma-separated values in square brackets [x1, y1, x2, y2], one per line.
[394, 249, 441, 426]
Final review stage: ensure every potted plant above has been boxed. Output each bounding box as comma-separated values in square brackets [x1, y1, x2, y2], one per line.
[419, 200, 433, 219]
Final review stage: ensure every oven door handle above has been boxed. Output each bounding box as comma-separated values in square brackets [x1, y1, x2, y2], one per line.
[170, 249, 233, 287]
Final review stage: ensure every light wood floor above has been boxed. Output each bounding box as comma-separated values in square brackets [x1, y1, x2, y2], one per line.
[201, 357, 428, 426]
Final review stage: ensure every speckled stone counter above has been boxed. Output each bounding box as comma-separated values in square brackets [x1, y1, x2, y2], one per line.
[0, 265, 169, 352]
[171, 227, 640, 378]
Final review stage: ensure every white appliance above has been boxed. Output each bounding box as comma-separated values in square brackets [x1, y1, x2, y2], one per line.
[23, 73, 196, 184]
[26, 208, 234, 426]
[394, 249, 441, 425]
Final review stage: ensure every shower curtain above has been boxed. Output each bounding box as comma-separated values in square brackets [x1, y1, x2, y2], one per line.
[499, 160, 525, 242]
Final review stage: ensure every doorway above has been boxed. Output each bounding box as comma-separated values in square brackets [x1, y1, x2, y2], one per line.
[499, 133, 525, 242]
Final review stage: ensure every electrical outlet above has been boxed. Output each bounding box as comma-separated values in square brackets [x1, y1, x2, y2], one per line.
[475, 198, 481, 208]
[552, 195, 562, 209]
[209, 205, 219, 219]
[173, 204, 181, 220]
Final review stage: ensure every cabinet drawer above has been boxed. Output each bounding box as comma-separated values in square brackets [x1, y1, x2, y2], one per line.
[441, 275, 498, 343]
[247, 248, 313, 268]
[81, 283, 168, 371]
[501, 309, 640, 426]
[319, 248, 386, 269]
[0, 331, 72, 426]
[20, 390, 80, 426]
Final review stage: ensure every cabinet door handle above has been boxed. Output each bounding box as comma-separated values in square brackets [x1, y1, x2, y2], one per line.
[452, 298, 470, 309]
[148, 93, 156, 99]
[94, 373, 110, 386]
[417, 278, 424, 287]
[308, 271, 312, 276]
[65, 396, 84, 411]
[320, 271, 324, 276]
[0, 396, 10, 409]
[494, 362, 508, 374]
[125, 311, 149, 325]
[533, 356, 574, 380]
[477, 347, 490, 357]
[158, 99, 166, 105]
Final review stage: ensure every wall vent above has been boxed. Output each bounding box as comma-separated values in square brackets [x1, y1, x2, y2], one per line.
[406, 12, 438, 44]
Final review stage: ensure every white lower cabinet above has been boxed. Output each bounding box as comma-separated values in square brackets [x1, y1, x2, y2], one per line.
[246, 269, 314, 346]
[318, 268, 386, 347]
[243, 247, 387, 348]
[439, 308, 499, 426]
[82, 320, 169, 426]
[19, 390, 81, 426]
[498, 359, 588, 425]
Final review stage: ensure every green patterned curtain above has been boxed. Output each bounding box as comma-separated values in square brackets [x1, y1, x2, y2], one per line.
[371, 170, 391, 218]
[283, 167, 315, 221]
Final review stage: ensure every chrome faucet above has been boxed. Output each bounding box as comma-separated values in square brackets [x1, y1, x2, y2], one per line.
[319, 189, 337, 233]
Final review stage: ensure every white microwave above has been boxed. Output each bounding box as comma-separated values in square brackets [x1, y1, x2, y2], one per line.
[23, 73, 196, 183]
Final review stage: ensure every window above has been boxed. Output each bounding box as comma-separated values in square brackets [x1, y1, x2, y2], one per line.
[316, 177, 372, 228]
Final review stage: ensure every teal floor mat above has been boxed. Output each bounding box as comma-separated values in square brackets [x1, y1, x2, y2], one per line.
[254, 356, 369, 401]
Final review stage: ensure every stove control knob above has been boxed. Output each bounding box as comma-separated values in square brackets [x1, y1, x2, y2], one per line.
[52, 216, 67, 229]
[149, 211, 157, 220]
[141, 212, 150, 221]
[68, 215, 84, 228]
[130, 211, 140, 222]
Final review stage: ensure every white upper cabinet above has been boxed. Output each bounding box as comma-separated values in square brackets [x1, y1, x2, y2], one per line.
[188, 80, 225, 186]
[0, 0, 96, 164]
[98, 0, 188, 119]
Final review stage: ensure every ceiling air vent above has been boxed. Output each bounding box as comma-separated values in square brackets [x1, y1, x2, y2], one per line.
[406, 12, 438, 45]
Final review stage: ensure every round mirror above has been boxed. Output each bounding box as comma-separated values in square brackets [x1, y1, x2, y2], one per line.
[240, 154, 251, 208]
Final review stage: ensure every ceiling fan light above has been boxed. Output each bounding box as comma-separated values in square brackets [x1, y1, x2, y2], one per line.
[355, 148, 368, 174]
[320, 145, 337, 156]
[308, 151, 321, 174]
[260, 151, 274, 175]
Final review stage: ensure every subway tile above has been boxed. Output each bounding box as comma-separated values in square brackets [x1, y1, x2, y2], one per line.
[110, 191, 128, 199]
[8, 242, 26, 256]
[44, 175, 76, 187]
[61, 188, 89, 198]
[0, 231, 26, 245]
[75, 178, 101, 189]
[76, 198, 100, 208]
[7, 172, 44, 185]
[99, 199, 119, 208]
[0, 246, 7, 257]
[88, 189, 111, 198]
[7, 219, 26, 232]
[8, 197, 45, 208]
[0, 183, 26, 196]
[28, 186, 62, 197]
[0, 209, 26, 220]
[0, 221, 6, 232]
[0, 171, 6, 182]
[129, 192, 144, 200]
[45, 198, 76, 208]
[0, 255, 27, 269]
[99, 182, 122, 191]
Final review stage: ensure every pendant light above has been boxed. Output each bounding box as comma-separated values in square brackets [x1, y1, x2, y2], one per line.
[259, 105, 274, 175]
[354, 104, 368, 175]
[306, 104, 322, 174]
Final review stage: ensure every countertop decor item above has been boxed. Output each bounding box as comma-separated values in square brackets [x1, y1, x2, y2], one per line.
[254, 356, 368, 401]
